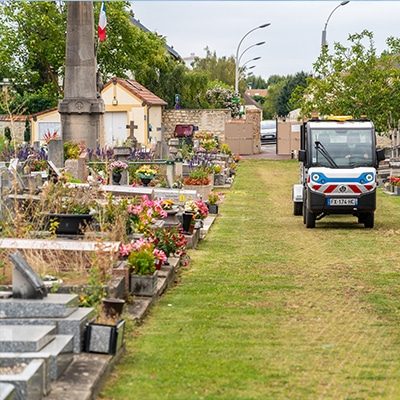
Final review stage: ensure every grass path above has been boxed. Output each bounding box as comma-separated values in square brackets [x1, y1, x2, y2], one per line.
[101, 160, 400, 399]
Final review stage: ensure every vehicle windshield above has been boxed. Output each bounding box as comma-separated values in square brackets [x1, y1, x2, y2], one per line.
[261, 120, 276, 130]
[310, 128, 374, 168]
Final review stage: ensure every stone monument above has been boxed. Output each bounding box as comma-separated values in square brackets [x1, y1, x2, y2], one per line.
[58, 1, 104, 150]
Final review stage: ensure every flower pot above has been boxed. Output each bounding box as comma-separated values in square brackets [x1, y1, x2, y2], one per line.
[140, 177, 152, 186]
[207, 203, 219, 214]
[112, 171, 122, 185]
[182, 212, 194, 233]
[394, 186, 400, 195]
[84, 319, 125, 355]
[102, 298, 125, 318]
[130, 271, 158, 297]
[45, 213, 94, 235]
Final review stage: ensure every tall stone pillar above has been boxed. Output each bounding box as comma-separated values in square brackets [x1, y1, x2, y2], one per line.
[58, 1, 104, 150]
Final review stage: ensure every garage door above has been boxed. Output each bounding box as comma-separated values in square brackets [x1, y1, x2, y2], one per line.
[104, 112, 127, 146]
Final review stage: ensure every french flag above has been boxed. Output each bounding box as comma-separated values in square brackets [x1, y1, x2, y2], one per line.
[98, 2, 107, 42]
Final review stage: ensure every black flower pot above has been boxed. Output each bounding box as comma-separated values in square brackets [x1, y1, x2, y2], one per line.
[182, 212, 194, 233]
[112, 171, 122, 185]
[85, 319, 125, 355]
[140, 177, 152, 187]
[102, 298, 125, 318]
[45, 213, 94, 235]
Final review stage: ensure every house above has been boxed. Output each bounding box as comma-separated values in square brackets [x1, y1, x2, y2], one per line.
[30, 78, 168, 147]
[245, 89, 268, 98]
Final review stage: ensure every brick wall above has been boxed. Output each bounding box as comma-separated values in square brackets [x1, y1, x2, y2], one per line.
[162, 109, 231, 141]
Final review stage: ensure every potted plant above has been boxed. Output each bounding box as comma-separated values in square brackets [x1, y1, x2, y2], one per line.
[135, 165, 158, 186]
[151, 227, 187, 260]
[389, 176, 400, 195]
[207, 192, 220, 214]
[42, 183, 97, 235]
[183, 166, 213, 199]
[121, 238, 167, 296]
[84, 309, 126, 355]
[110, 160, 128, 185]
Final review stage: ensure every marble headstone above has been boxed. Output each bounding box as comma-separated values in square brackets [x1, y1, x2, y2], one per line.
[9, 251, 48, 299]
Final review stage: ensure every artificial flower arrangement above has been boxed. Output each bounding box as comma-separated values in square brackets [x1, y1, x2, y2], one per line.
[207, 192, 221, 205]
[151, 227, 187, 258]
[135, 165, 158, 179]
[183, 166, 211, 186]
[389, 176, 400, 186]
[110, 160, 128, 173]
[127, 195, 167, 233]
[119, 238, 167, 274]
[184, 200, 209, 220]
[161, 199, 176, 210]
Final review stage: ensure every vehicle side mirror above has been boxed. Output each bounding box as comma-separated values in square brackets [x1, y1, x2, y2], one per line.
[376, 149, 385, 162]
[298, 150, 306, 163]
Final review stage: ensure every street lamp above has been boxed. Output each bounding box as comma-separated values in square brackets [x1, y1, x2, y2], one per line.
[321, 1, 350, 48]
[238, 42, 265, 65]
[235, 23, 271, 93]
[239, 57, 262, 71]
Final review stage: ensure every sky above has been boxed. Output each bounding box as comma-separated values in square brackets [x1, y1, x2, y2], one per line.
[131, 1, 400, 78]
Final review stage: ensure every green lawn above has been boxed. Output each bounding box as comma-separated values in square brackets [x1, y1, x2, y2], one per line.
[101, 159, 400, 399]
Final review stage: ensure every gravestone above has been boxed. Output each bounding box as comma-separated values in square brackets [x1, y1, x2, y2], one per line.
[9, 251, 48, 299]
[47, 140, 64, 168]
[64, 157, 88, 182]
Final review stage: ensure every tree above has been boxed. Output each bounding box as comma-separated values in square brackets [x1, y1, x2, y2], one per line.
[299, 30, 400, 132]
[246, 75, 268, 89]
[0, 1, 185, 112]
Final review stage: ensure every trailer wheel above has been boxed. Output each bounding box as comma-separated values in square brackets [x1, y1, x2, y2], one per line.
[293, 202, 303, 216]
[363, 212, 374, 228]
[305, 208, 316, 229]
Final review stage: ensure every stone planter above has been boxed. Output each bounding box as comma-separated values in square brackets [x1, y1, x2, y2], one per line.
[84, 319, 125, 355]
[184, 183, 213, 200]
[45, 213, 94, 235]
[214, 173, 225, 186]
[393, 186, 400, 195]
[207, 203, 219, 214]
[130, 271, 158, 297]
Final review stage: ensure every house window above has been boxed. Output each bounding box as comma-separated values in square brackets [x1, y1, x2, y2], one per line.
[38, 122, 61, 141]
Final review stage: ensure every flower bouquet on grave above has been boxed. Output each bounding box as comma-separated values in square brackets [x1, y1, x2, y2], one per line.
[206, 192, 221, 214]
[110, 160, 128, 185]
[135, 165, 158, 186]
[120, 238, 167, 296]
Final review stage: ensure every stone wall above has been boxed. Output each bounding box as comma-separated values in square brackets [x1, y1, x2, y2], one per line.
[162, 109, 231, 140]
[0, 115, 27, 142]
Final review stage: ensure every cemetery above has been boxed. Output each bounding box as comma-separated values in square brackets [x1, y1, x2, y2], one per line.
[0, 114, 237, 399]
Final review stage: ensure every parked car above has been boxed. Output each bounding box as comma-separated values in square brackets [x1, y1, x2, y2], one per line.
[260, 120, 277, 144]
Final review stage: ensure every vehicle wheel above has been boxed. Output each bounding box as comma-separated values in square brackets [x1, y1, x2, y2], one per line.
[303, 202, 307, 224]
[364, 212, 374, 228]
[305, 208, 316, 229]
[294, 202, 303, 216]
[358, 213, 365, 224]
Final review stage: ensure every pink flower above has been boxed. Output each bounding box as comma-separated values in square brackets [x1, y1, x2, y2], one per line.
[153, 248, 167, 263]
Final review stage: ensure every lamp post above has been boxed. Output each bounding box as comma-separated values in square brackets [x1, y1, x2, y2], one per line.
[321, 1, 350, 48]
[235, 23, 270, 94]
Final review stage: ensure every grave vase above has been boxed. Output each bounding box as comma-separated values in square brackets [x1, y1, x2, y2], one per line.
[112, 171, 122, 185]
[182, 212, 194, 233]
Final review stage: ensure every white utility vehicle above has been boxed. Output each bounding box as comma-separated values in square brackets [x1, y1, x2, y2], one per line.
[293, 117, 385, 228]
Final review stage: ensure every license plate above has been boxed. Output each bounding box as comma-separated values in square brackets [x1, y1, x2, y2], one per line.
[328, 198, 358, 206]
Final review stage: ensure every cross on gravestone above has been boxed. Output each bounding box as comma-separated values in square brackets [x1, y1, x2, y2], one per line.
[9, 251, 48, 299]
[126, 121, 138, 148]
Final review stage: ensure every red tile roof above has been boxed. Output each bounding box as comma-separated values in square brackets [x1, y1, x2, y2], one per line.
[103, 78, 168, 106]
[0, 114, 29, 122]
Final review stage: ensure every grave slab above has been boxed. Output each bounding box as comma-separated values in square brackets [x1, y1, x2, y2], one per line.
[0, 307, 94, 354]
[0, 335, 73, 382]
[0, 383, 15, 400]
[0, 325, 55, 352]
[0, 294, 79, 318]
[0, 359, 44, 400]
